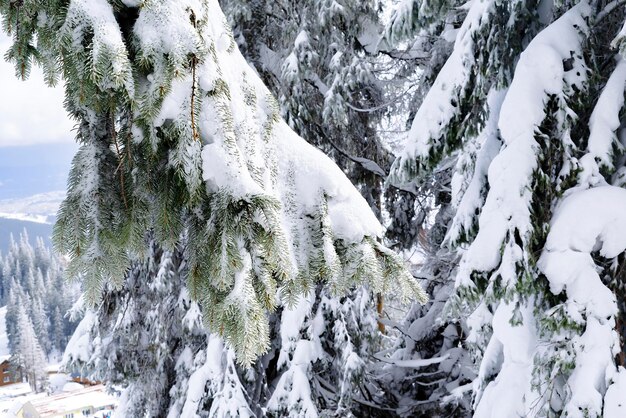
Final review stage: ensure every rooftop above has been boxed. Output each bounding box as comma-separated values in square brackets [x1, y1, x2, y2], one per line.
[28, 385, 117, 417]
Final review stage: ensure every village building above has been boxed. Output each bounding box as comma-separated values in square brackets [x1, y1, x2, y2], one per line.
[16, 385, 116, 418]
[0, 355, 20, 387]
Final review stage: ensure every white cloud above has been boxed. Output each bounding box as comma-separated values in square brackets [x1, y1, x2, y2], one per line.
[0, 34, 74, 148]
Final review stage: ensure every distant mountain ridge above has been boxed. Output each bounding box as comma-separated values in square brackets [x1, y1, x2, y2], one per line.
[0, 191, 64, 224]
[0, 191, 63, 253]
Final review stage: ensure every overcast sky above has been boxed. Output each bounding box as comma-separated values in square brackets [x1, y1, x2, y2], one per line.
[0, 33, 74, 148]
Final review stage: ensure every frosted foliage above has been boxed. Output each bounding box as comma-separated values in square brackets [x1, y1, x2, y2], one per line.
[62, 240, 384, 416]
[134, 0, 204, 69]
[62, 0, 133, 93]
[385, 0, 462, 43]
[267, 286, 379, 417]
[63, 242, 258, 417]
[190, 3, 381, 241]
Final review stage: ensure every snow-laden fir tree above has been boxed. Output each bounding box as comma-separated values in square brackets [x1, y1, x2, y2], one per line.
[64, 239, 225, 416]
[13, 304, 47, 393]
[390, 1, 626, 416]
[376, 165, 475, 417]
[0, 0, 425, 367]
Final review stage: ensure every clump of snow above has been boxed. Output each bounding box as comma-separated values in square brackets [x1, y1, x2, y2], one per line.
[178, 335, 253, 418]
[586, 57, 626, 169]
[473, 302, 538, 418]
[48, 373, 71, 393]
[62, 310, 97, 366]
[62, 381, 85, 392]
[274, 121, 383, 243]
[604, 367, 626, 418]
[201, 142, 264, 197]
[277, 294, 315, 369]
[266, 338, 323, 418]
[540, 186, 626, 304]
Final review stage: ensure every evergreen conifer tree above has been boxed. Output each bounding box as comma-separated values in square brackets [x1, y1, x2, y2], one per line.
[65, 235, 392, 416]
[65, 239, 209, 416]
[5, 283, 20, 354]
[389, 1, 626, 416]
[14, 305, 47, 393]
[51, 306, 66, 351]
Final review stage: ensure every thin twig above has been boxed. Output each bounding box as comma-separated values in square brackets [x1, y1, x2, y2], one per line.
[111, 113, 129, 210]
[190, 9, 200, 142]
[191, 54, 200, 142]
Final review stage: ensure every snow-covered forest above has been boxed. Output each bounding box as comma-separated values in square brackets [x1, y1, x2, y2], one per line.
[0, 232, 81, 394]
[1, 233, 80, 357]
[2, 0, 626, 417]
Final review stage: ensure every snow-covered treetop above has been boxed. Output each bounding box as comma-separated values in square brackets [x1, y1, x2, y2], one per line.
[0, 0, 426, 364]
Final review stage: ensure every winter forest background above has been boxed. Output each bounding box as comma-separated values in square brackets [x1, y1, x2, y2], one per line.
[1, 0, 626, 417]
